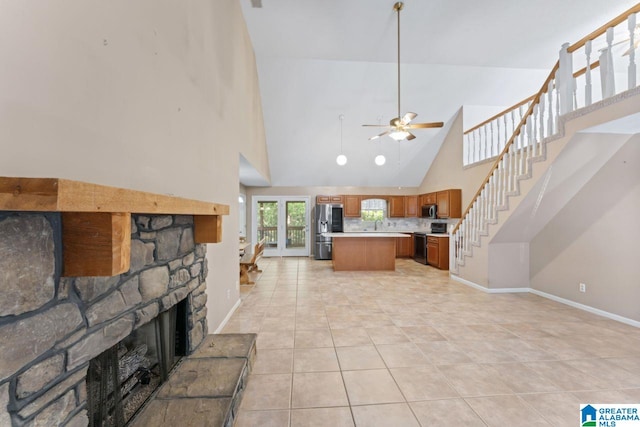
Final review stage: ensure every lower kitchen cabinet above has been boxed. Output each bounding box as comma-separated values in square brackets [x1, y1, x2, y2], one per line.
[427, 236, 449, 270]
[396, 235, 413, 257]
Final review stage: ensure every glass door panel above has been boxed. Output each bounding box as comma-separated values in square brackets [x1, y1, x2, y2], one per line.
[283, 199, 309, 256]
[256, 200, 278, 256]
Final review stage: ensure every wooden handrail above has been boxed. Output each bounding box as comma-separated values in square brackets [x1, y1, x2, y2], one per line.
[464, 95, 536, 135]
[464, 61, 601, 136]
[453, 62, 560, 235]
[573, 60, 601, 79]
[568, 3, 640, 53]
[464, 3, 640, 136]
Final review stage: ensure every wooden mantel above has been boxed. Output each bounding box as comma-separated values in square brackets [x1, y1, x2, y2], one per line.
[0, 177, 230, 277]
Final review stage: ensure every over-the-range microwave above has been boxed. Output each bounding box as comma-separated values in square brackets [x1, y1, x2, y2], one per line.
[421, 204, 437, 218]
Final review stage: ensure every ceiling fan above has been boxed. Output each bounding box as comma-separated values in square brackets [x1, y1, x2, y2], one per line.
[363, 2, 443, 141]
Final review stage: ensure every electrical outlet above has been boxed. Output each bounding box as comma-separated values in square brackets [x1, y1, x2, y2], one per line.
[227, 289, 231, 300]
[579, 283, 586, 293]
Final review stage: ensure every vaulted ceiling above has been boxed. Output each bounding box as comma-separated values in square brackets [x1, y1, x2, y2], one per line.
[239, 0, 638, 187]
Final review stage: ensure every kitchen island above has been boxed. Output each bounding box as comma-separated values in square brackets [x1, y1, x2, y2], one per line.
[325, 232, 412, 271]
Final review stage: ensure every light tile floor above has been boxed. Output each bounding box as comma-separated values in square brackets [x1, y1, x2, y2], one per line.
[226, 257, 640, 427]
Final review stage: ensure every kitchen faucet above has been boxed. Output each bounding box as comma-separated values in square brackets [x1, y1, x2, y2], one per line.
[374, 219, 383, 231]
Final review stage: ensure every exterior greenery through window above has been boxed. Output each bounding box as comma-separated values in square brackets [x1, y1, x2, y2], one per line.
[361, 198, 386, 222]
[257, 200, 306, 248]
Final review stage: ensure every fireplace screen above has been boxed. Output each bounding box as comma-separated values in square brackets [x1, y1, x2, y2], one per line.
[87, 300, 187, 427]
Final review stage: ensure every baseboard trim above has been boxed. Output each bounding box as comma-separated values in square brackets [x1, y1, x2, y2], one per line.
[529, 289, 640, 328]
[450, 274, 640, 328]
[213, 298, 242, 334]
[450, 274, 530, 293]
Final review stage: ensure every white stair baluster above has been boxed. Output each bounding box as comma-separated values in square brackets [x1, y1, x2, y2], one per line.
[471, 131, 476, 164]
[547, 80, 554, 135]
[484, 125, 489, 161]
[526, 115, 533, 173]
[600, 27, 616, 98]
[503, 114, 508, 154]
[553, 81, 561, 134]
[628, 14, 637, 90]
[585, 40, 593, 106]
[506, 149, 512, 193]
[519, 131, 525, 177]
[495, 118, 500, 158]
[538, 94, 545, 149]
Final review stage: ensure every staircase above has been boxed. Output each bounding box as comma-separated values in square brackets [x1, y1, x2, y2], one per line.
[451, 5, 640, 288]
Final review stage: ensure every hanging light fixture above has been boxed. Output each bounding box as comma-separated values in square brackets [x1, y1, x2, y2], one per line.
[374, 115, 386, 165]
[336, 114, 347, 166]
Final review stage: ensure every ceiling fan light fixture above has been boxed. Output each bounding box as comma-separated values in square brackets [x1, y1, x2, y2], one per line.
[389, 130, 410, 141]
[375, 155, 386, 166]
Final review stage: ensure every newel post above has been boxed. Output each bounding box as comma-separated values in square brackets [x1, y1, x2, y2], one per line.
[557, 42, 575, 115]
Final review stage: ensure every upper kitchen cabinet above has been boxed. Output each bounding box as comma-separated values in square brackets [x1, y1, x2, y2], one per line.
[436, 189, 462, 218]
[420, 193, 437, 206]
[388, 196, 405, 218]
[404, 195, 418, 217]
[343, 195, 362, 217]
[316, 195, 344, 204]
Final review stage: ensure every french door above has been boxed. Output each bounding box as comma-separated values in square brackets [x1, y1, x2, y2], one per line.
[252, 196, 310, 257]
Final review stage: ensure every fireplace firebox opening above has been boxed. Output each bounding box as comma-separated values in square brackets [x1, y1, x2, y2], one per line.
[87, 298, 188, 427]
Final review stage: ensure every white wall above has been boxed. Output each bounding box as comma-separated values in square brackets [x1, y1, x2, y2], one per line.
[530, 136, 640, 322]
[0, 1, 267, 332]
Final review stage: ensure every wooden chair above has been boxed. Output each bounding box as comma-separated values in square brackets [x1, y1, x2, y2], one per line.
[239, 237, 266, 285]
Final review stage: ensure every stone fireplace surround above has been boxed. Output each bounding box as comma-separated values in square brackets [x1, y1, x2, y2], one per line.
[0, 212, 210, 426]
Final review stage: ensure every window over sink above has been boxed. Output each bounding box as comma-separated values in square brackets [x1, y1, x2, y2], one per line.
[360, 198, 386, 222]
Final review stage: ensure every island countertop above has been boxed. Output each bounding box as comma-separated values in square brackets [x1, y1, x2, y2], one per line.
[325, 232, 411, 238]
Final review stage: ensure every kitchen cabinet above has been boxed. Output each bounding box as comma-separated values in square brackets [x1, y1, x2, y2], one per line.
[427, 235, 449, 270]
[388, 196, 405, 218]
[420, 193, 437, 207]
[316, 195, 344, 204]
[343, 195, 361, 217]
[396, 234, 414, 257]
[436, 189, 461, 218]
[404, 196, 418, 217]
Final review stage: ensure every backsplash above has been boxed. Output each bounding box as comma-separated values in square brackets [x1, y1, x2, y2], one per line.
[344, 217, 458, 233]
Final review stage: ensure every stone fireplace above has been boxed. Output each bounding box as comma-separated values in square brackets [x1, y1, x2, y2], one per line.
[0, 212, 210, 426]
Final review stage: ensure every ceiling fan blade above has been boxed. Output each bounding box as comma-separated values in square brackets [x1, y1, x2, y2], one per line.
[407, 122, 444, 129]
[369, 130, 391, 140]
[401, 112, 417, 125]
[362, 124, 390, 127]
[406, 132, 416, 141]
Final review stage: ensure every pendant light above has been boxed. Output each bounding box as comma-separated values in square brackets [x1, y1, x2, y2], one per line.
[374, 115, 386, 166]
[336, 114, 347, 166]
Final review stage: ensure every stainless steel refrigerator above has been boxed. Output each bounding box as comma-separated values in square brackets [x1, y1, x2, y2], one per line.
[314, 204, 343, 260]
